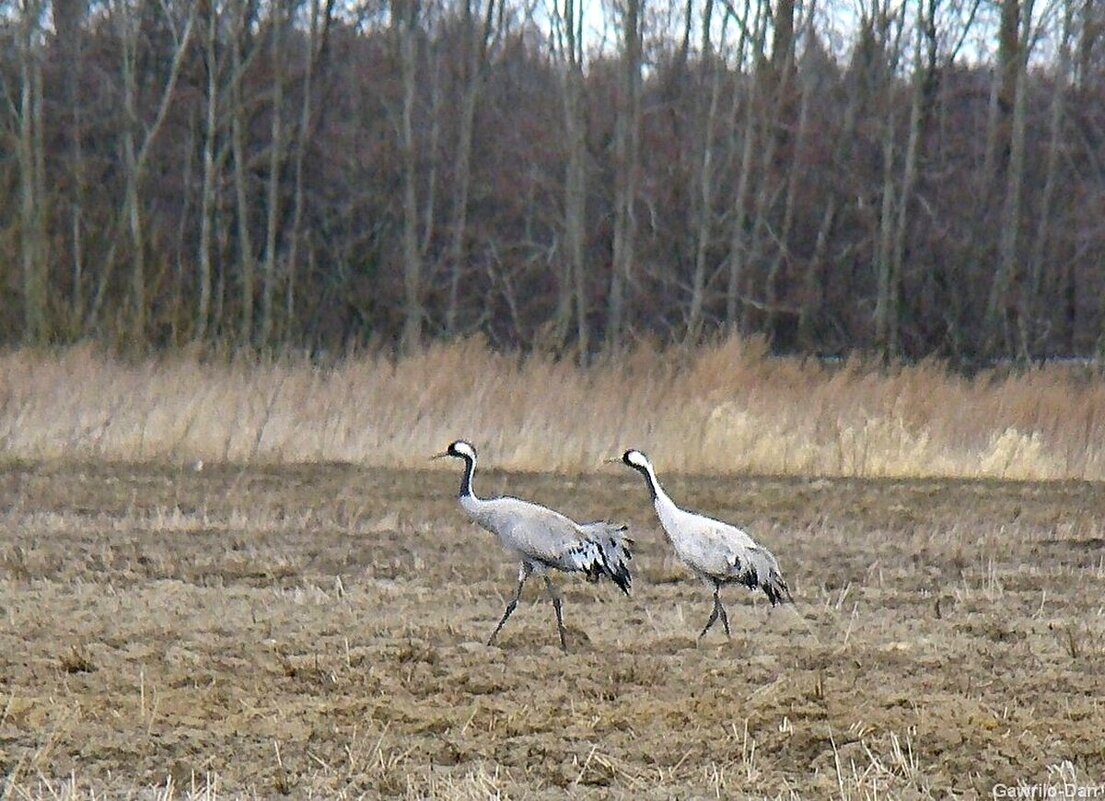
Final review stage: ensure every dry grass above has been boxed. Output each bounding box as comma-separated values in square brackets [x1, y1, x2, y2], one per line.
[1, 463, 1104, 799]
[1, 337, 1103, 480]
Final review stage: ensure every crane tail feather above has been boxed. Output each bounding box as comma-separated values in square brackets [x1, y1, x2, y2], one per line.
[739, 546, 793, 606]
[576, 521, 634, 595]
[762, 574, 794, 606]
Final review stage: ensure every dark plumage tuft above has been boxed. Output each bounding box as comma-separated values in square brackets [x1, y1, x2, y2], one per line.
[576, 521, 634, 595]
[761, 573, 793, 606]
[732, 546, 793, 606]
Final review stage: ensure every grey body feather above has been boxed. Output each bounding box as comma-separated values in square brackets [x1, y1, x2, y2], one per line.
[657, 504, 791, 606]
[461, 495, 633, 593]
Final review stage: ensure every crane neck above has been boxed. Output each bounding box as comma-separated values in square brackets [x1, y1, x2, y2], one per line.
[457, 453, 478, 500]
[634, 462, 669, 505]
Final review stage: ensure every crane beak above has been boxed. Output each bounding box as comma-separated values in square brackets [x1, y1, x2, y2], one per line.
[430, 452, 449, 461]
[602, 456, 622, 465]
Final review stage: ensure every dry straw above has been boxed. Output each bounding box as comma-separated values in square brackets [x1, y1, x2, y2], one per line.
[1, 337, 1102, 480]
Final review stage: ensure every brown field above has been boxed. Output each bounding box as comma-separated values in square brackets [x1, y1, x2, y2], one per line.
[1, 461, 1103, 799]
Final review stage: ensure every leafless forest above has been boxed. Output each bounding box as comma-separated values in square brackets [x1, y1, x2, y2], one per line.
[2, 0, 1104, 362]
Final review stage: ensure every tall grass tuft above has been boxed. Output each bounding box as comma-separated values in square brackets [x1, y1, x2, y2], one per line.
[1, 337, 1103, 479]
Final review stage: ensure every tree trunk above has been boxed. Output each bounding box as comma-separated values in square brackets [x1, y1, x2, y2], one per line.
[797, 199, 836, 349]
[1027, 0, 1073, 358]
[985, 0, 1034, 358]
[687, 0, 720, 342]
[396, 0, 424, 353]
[557, 0, 589, 353]
[18, 0, 48, 344]
[772, 0, 795, 78]
[89, 1, 195, 345]
[123, 111, 145, 344]
[119, 3, 146, 346]
[53, 0, 87, 336]
[873, 109, 898, 359]
[1078, 0, 1101, 88]
[115, 5, 196, 345]
[723, 0, 767, 329]
[606, 0, 643, 349]
[983, 0, 1020, 185]
[725, 64, 759, 325]
[446, 0, 497, 336]
[286, 0, 331, 346]
[231, 0, 256, 346]
[886, 0, 927, 360]
[422, 55, 440, 265]
[260, 0, 286, 347]
[744, 92, 784, 333]
[765, 55, 812, 344]
[873, 5, 907, 359]
[197, 0, 220, 343]
[172, 127, 195, 344]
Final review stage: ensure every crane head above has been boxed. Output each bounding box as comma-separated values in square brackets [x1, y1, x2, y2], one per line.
[432, 440, 477, 461]
[621, 449, 651, 471]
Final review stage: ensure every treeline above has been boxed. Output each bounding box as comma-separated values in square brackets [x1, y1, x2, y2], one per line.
[1, 0, 1104, 364]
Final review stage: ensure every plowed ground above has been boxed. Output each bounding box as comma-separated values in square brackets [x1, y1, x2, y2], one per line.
[1, 463, 1103, 799]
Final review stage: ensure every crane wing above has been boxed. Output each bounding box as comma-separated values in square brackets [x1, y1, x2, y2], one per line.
[477, 498, 633, 593]
[677, 514, 792, 605]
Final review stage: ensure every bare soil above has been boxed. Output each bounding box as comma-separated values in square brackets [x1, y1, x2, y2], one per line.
[1, 462, 1103, 799]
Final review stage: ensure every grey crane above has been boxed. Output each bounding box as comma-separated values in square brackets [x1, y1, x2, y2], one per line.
[434, 440, 633, 651]
[612, 449, 792, 640]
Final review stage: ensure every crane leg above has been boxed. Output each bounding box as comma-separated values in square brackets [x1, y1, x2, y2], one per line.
[699, 583, 730, 640]
[717, 592, 731, 638]
[698, 602, 719, 639]
[543, 575, 568, 652]
[488, 564, 531, 646]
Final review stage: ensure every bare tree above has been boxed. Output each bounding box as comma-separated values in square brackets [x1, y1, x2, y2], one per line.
[553, 0, 590, 352]
[260, 0, 290, 346]
[1077, 0, 1101, 88]
[723, 0, 767, 329]
[606, 0, 644, 349]
[771, 0, 794, 77]
[742, 0, 794, 336]
[395, 0, 424, 352]
[97, 0, 196, 346]
[285, 0, 332, 346]
[196, 0, 223, 343]
[422, 47, 441, 280]
[445, 0, 499, 335]
[882, 0, 928, 361]
[17, 0, 47, 343]
[764, 6, 815, 345]
[797, 197, 836, 349]
[872, 2, 907, 359]
[984, 0, 1021, 185]
[686, 0, 722, 341]
[985, 0, 1036, 357]
[53, 0, 87, 335]
[870, 0, 932, 360]
[0, 0, 1102, 360]
[1026, 0, 1074, 356]
[230, 0, 258, 346]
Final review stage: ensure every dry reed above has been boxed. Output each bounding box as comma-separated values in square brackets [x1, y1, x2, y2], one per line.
[1, 337, 1103, 480]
